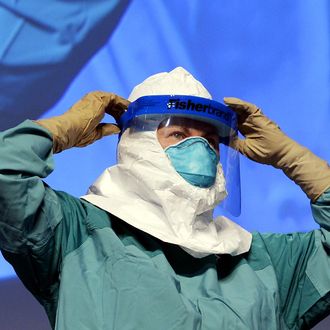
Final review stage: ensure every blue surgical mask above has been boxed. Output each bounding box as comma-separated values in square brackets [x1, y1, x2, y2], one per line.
[164, 137, 219, 188]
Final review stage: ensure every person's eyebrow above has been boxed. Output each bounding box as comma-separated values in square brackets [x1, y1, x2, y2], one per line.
[168, 125, 190, 134]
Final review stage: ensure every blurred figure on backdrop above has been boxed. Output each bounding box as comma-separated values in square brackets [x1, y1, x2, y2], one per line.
[1, 67, 330, 329]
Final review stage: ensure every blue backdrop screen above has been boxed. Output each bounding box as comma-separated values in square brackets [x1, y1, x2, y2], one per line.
[0, 0, 329, 280]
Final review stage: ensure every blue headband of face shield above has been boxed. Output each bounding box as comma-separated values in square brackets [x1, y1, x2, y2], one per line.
[118, 95, 241, 217]
[119, 95, 237, 139]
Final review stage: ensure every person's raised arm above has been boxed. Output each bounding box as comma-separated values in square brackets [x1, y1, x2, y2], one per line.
[224, 97, 330, 328]
[0, 92, 128, 325]
[224, 97, 330, 202]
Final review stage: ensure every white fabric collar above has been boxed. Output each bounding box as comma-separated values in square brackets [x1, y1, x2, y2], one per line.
[82, 129, 252, 258]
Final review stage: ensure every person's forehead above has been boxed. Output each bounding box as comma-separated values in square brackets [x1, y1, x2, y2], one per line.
[160, 117, 217, 134]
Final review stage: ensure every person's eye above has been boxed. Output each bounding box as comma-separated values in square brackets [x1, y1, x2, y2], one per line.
[170, 131, 186, 140]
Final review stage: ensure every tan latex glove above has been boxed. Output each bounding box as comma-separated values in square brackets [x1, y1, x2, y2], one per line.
[36, 91, 129, 153]
[223, 97, 330, 202]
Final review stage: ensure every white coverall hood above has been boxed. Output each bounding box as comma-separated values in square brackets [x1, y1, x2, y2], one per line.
[82, 67, 251, 258]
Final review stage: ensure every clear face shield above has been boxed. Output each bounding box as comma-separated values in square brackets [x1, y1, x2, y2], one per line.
[119, 95, 241, 217]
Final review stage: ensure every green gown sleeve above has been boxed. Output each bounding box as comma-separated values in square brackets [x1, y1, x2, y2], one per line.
[255, 191, 330, 329]
[0, 120, 90, 325]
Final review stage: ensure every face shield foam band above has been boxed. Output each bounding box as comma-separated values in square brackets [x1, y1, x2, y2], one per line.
[119, 95, 238, 139]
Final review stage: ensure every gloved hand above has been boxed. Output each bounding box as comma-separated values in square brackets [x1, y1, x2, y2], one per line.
[36, 91, 129, 153]
[223, 97, 330, 201]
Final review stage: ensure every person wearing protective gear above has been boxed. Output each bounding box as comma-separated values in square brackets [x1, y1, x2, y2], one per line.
[0, 67, 330, 329]
[83, 68, 249, 258]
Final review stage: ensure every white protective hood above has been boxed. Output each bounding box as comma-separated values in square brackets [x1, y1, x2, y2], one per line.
[82, 67, 252, 258]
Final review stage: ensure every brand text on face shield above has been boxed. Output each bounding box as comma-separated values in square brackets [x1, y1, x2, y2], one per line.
[166, 98, 230, 121]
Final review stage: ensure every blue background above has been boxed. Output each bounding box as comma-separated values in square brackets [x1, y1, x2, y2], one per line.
[1, 0, 329, 282]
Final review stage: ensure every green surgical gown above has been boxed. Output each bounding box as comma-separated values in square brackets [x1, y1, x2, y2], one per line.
[0, 121, 330, 329]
